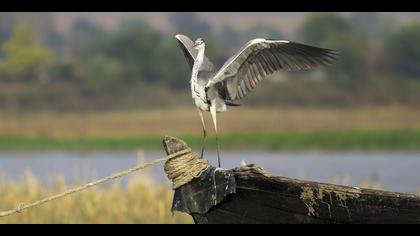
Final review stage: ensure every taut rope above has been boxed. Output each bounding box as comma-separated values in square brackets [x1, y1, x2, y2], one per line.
[0, 147, 210, 218]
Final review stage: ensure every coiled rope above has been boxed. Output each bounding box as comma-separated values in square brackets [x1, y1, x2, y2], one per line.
[0, 147, 210, 218]
[164, 148, 210, 189]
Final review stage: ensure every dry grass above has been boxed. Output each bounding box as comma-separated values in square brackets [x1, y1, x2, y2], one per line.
[0, 106, 419, 139]
[0, 172, 405, 224]
[0, 172, 193, 224]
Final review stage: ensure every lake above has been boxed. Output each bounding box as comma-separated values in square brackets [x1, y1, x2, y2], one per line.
[0, 150, 419, 194]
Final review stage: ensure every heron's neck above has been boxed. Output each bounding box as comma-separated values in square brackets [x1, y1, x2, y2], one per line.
[195, 46, 205, 67]
[192, 46, 205, 81]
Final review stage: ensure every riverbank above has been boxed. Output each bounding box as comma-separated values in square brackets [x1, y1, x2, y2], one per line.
[0, 129, 419, 151]
[0, 106, 418, 151]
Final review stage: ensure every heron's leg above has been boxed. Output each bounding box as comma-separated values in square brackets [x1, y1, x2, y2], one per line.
[198, 108, 207, 158]
[210, 103, 221, 168]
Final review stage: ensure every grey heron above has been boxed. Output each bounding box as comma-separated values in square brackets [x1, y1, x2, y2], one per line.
[175, 34, 338, 167]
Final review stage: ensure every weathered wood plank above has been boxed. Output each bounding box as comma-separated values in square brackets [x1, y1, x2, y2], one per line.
[198, 172, 420, 224]
[163, 136, 420, 224]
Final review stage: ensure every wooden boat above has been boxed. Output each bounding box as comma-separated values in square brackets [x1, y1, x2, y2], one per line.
[163, 136, 420, 224]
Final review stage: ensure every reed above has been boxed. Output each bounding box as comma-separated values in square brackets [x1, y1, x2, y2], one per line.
[0, 172, 193, 224]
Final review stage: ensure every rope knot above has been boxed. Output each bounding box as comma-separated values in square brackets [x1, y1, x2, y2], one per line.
[164, 148, 211, 189]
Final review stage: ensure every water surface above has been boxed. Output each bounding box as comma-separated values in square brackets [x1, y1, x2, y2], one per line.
[0, 150, 419, 193]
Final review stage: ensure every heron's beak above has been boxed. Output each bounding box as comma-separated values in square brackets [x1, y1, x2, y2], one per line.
[192, 44, 198, 49]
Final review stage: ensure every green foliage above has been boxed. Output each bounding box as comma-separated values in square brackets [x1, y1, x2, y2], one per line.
[243, 75, 420, 107]
[324, 33, 371, 80]
[81, 54, 126, 88]
[0, 22, 52, 79]
[299, 13, 353, 45]
[154, 38, 190, 89]
[47, 59, 78, 81]
[85, 28, 161, 83]
[69, 18, 106, 49]
[385, 23, 420, 77]
[0, 13, 62, 49]
[81, 21, 223, 89]
[299, 13, 372, 80]
[0, 13, 419, 111]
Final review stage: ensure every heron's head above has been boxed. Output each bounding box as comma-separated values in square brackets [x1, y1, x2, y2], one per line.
[193, 38, 205, 49]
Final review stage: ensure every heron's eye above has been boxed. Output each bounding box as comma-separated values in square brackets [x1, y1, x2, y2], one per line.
[195, 38, 204, 45]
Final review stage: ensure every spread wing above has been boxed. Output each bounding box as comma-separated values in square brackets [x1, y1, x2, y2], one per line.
[207, 39, 339, 100]
[175, 34, 214, 72]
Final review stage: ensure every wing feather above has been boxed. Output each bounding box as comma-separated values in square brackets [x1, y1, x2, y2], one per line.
[208, 39, 338, 100]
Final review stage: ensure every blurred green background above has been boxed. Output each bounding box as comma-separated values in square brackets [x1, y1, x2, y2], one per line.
[0, 12, 419, 150]
[0, 12, 419, 112]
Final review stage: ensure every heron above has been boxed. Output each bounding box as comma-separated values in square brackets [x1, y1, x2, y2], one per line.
[175, 34, 338, 167]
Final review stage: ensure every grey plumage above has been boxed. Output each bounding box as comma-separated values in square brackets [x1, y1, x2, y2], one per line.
[175, 34, 339, 167]
[207, 39, 339, 100]
[174, 34, 214, 73]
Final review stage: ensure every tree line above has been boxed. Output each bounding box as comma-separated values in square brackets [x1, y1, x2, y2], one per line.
[0, 12, 419, 111]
